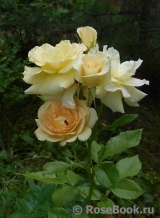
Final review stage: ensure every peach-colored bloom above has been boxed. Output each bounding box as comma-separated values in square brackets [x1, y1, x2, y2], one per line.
[35, 98, 98, 146]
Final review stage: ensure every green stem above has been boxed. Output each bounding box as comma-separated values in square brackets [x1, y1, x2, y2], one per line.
[87, 140, 95, 205]
[87, 140, 92, 167]
[71, 143, 89, 174]
[87, 140, 96, 218]
[98, 101, 104, 117]
[88, 169, 95, 204]
[87, 102, 104, 213]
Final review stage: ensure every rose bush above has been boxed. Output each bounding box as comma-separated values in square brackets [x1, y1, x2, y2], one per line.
[35, 97, 98, 146]
[22, 27, 149, 215]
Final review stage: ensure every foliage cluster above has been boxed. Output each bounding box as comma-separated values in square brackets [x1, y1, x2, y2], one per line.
[1, 116, 160, 218]
[1, 114, 160, 217]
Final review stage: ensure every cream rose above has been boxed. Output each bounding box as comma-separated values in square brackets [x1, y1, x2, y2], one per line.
[74, 52, 110, 88]
[23, 40, 86, 97]
[96, 47, 149, 113]
[35, 98, 98, 146]
[77, 26, 97, 48]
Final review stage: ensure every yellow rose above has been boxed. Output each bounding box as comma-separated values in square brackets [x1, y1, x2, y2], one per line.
[35, 98, 98, 146]
[77, 26, 97, 48]
[23, 40, 86, 96]
[74, 52, 110, 88]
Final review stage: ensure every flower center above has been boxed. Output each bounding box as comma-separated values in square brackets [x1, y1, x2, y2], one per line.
[64, 119, 69, 125]
[54, 115, 69, 128]
[85, 61, 96, 68]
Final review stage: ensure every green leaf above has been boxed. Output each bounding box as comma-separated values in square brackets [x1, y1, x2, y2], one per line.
[48, 207, 70, 218]
[21, 131, 34, 145]
[116, 155, 142, 179]
[0, 57, 7, 63]
[23, 171, 63, 184]
[15, 184, 56, 213]
[97, 198, 115, 215]
[57, 8, 69, 14]
[73, 210, 89, 218]
[61, 149, 73, 158]
[102, 129, 142, 159]
[107, 114, 138, 130]
[7, 213, 29, 218]
[52, 185, 78, 206]
[95, 163, 119, 189]
[78, 186, 102, 200]
[57, 172, 70, 184]
[111, 179, 144, 199]
[66, 170, 80, 186]
[0, 150, 8, 160]
[29, 211, 47, 217]
[44, 161, 71, 174]
[97, 198, 115, 208]
[16, 199, 33, 214]
[64, 157, 81, 168]
[57, 170, 80, 186]
[91, 141, 104, 163]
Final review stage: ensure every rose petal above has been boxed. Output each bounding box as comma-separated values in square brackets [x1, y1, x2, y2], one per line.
[23, 67, 45, 84]
[121, 78, 149, 87]
[124, 86, 147, 103]
[60, 135, 78, 146]
[59, 59, 74, 73]
[96, 85, 106, 99]
[87, 108, 98, 128]
[61, 84, 79, 109]
[105, 84, 131, 98]
[111, 61, 119, 77]
[101, 91, 124, 113]
[25, 71, 75, 95]
[28, 43, 54, 66]
[124, 99, 139, 107]
[77, 126, 92, 141]
[35, 127, 64, 142]
[103, 46, 120, 63]
[119, 59, 143, 79]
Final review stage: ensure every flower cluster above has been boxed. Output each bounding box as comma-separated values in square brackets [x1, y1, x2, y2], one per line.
[23, 26, 149, 145]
